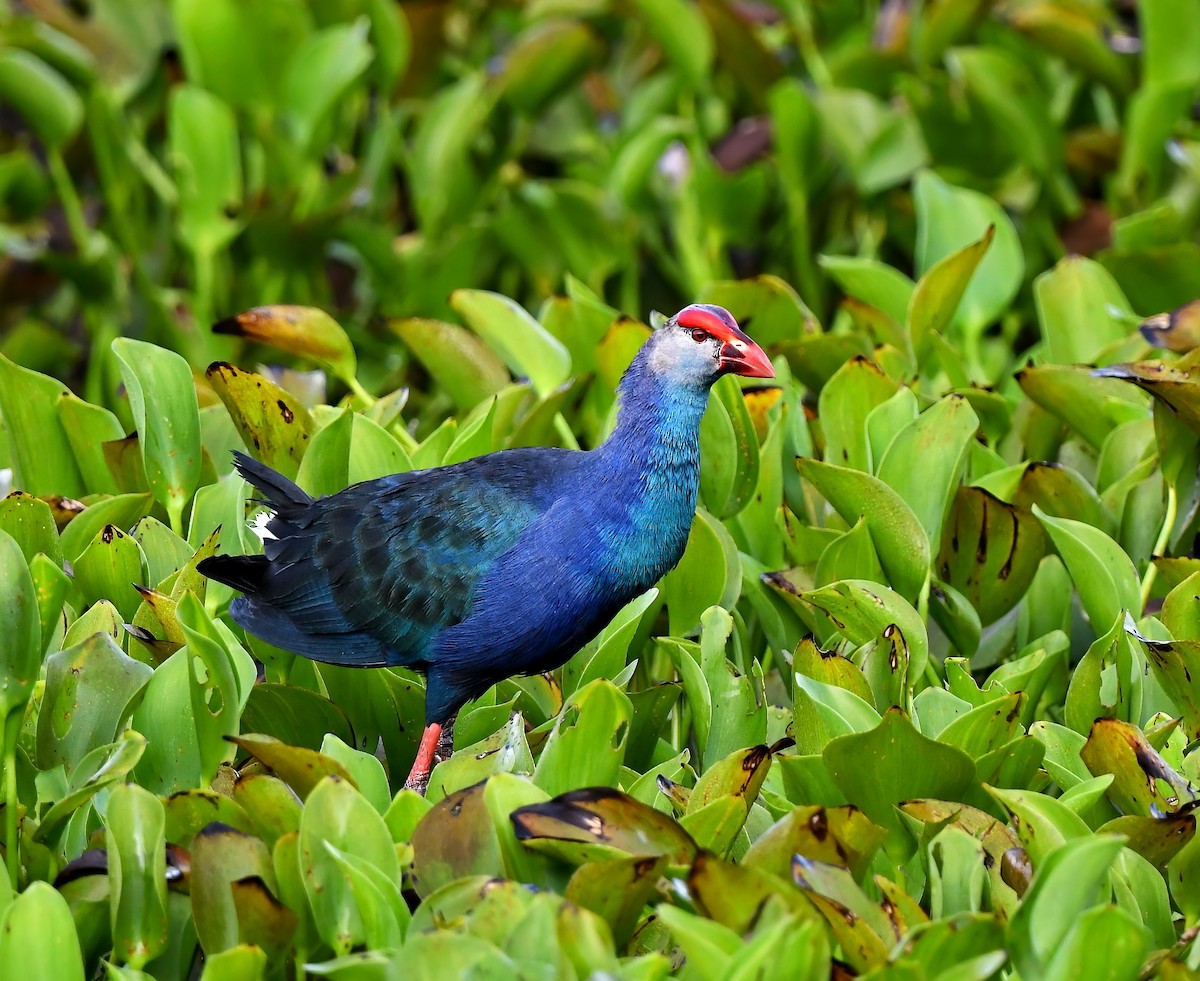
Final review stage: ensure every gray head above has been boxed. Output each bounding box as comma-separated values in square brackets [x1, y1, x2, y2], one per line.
[645, 304, 775, 389]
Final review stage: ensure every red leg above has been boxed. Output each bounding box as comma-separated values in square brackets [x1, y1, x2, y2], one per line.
[404, 722, 442, 793]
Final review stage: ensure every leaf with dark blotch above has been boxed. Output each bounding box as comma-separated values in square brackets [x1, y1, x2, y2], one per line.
[1017, 363, 1147, 450]
[900, 799, 1023, 916]
[1012, 462, 1114, 536]
[687, 742, 777, 814]
[1094, 358, 1200, 435]
[792, 857, 892, 972]
[679, 795, 749, 856]
[230, 876, 298, 959]
[742, 804, 887, 880]
[410, 781, 504, 898]
[231, 774, 302, 849]
[937, 486, 1045, 625]
[205, 362, 313, 480]
[227, 734, 354, 800]
[163, 790, 255, 848]
[565, 854, 667, 946]
[689, 851, 813, 934]
[794, 636, 875, 707]
[1125, 621, 1200, 743]
[212, 306, 358, 390]
[189, 821, 275, 956]
[1140, 300, 1200, 353]
[1080, 717, 1197, 815]
[511, 786, 697, 866]
[1098, 813, 1196, 867]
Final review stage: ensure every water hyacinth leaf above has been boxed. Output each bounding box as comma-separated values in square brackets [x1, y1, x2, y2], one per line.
[1007, 834, 1129, 981]
[1099, 814, 1195, 867]
[1012, 462, 1114, 536]
[630, 0, 713, 87]
[661, 509, 738, 636]
[389, 318, 510, 412]
[1093, 358, 1200, 434]
[0, 531, 41, 722]
[815, 517, 886, 588]
[196, 944, 268, 981]
[937, 486, 1045, 625]
[865, 388, 919, 475]
[914, 172, 1023, 334]
[229, 734, 354, 801]
[0, 881, 85, 981]
[495, 19, 602, 115]
[1130, 632, 1200, 743]
[876, 394, 979, 554]
[427, 711, 534, 800]
[699, 374, 760, 518]
[239, 685, 353, 753]
[0, 354, 86, 497]
[742, 804, 886, 879]
[816, 356, 901, 473]
[319, 735, 390, 816]
[929, 578, 982, 658]
[450, 290, 571, 398]
[169, 83, 242, 257]
[324, 842, 409, 950]
[793, 636, 875, 707]
[791, 857, 893, 971]
[72, 524, 146, 622]
[30, 553, 70, 651]
[163, 789, 254, 846]
[0, 48, 83, 149]
[205, 362, 313, 480]
[0, 492, 63, 566]
[532, 680, 631, 797]
[410, 781, 503, 898]
[800, 580, 929, 689]
[797, 458, 929, 601]
[189, 822, 275, 954]
[58, 493, 155, 564]
[907, 226, 994, 353]
[35, 730, 148, 846]
[678, 794, 749, 857]
[1036, 508, 1141, 630]
[57, 390, 132, 494]
[823, 709, 975, 833]
[565, 853, 666, 946]
[936, 692, 1025, 760]
[106, 783, 168, 970]
[112, 337, 203, 533]
[688, 743, 776, 814]
[1016, 364, 1148, 450]
[688, 852, 811, 935]
[281, 20, 372, 152]
[299, 775, 400, 955]
[1063, 615, 1143, 734]
[213, 306, 358, 393]
[36, 632, 152, 772]
[987, 786, 1091, 864]
[1035, 256, 1136, 366]
[511, 786, 697, 866]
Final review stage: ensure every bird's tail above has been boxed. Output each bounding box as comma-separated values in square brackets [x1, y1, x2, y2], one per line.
[232, 451, 313, 514]
[197, 453, 314, 595]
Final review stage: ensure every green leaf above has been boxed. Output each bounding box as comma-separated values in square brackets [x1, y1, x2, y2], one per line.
[0, 354, 86, 497]
[823, 709, 975, 834]
[1007, 835, 1128, 980]
[798, 458, 930, 601]
[450, 290, 571, 398]
[0, 531, 40, 722]
[0, 49, 83, 149]
[282, 20, 372, 152]
[699, 374, 761, 518]
[168, 83, 242, 256]
[213, 306, 358, 393]
[106, 783, 168, 970]
[1036, 508, 1141, 630]
[817, 356, 901, 472]
[533, 680, 632, 797]
[0, 882, 85, 980]
[1035, 257, 1134, 366]
[204, 363, 313, 481]
[876, 394, 979, 554]
[111, 337, 202, 534]
[389, 318, 510, 413]
[299, 776, 400, 955]
[629, 0, 713, 86]
[913, 171, 1023, 334]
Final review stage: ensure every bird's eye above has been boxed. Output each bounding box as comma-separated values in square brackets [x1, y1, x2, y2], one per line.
[690, 329, 709, 343]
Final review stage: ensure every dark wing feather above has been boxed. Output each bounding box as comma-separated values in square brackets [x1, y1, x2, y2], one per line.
[207, 450, 564, 668]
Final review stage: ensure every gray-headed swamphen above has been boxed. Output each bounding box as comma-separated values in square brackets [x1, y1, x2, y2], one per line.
[198, 304, 773, 790]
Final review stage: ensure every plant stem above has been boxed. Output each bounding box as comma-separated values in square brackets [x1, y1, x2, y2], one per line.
[1140, 483, 1178, 613]
[46, 147, 90, 249]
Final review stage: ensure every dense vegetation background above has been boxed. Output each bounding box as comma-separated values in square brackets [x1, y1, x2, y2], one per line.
[3, 0, 1200, 977]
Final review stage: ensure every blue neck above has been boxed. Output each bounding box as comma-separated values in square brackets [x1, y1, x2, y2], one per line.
[591, 348, 711, 587]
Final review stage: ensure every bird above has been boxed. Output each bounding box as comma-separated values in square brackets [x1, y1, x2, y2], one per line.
[198, 304, 773, 791]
